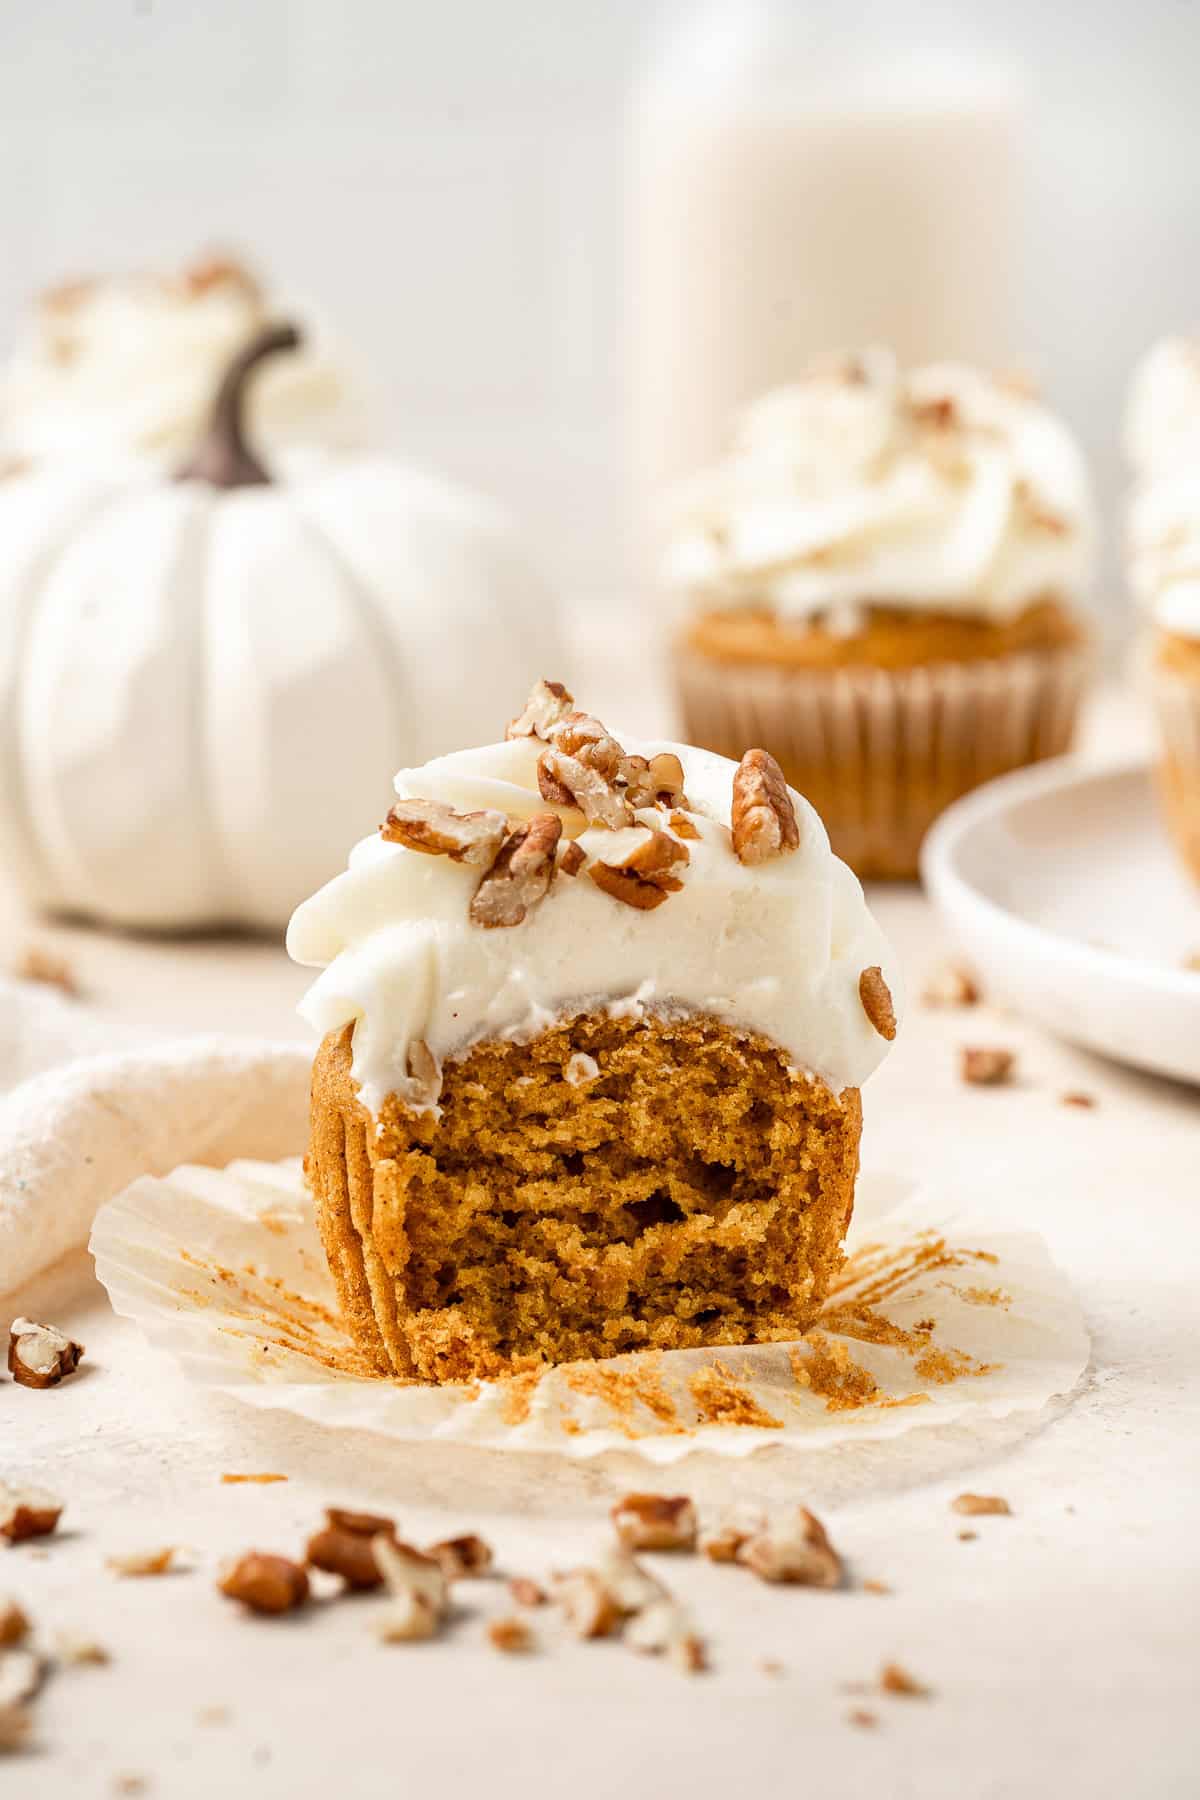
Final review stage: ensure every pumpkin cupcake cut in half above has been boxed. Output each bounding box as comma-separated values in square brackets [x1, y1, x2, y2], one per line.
[287, 683, 901, 1383]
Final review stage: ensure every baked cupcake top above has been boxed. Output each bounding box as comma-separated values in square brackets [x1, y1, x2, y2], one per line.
[2, 254, 360, 462]
[664, 349, 1094, 629]
[287, 682, 901, 1115]
[1126, 337, 1200, 641]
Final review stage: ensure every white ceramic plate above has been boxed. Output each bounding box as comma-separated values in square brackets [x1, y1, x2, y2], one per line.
[921, 757, 1200, 1087]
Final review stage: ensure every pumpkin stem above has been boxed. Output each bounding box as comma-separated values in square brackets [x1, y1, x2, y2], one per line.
[175, 321, 301, 488]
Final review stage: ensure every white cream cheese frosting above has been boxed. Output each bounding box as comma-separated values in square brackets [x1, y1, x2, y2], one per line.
[1126, 337, 1200, 642]
[664, 349, 1094, 627]
[287, 731, 902, 1117]
[2, 257, 362, 462]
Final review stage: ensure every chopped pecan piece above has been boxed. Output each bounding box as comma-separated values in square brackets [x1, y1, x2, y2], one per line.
[106, 1548, 178, 1577]
[588, 827, 689, 911]
[0, 1484, 62, 1544]
[0, 1600, 29, 1648]
[306, 1525, 388, 1590]
[701, 1509, 765, 1565]
[921, 962, 980, 1007]
[859, 967, 897, 1041]
[325, 1506, 397, 1538]
[558, 839, 586, 877]
[470, 815, 561, 928]
[218, 1553, 309, 1615]
[730, 749, 800, 865]
[382, 797, 507, 867]
[611, 1493, 697, 1553]
[427, 1534, 493, 1580]
[508, 1577, 547, 1608]
[624, 752, 687, 810]
[738, 1508, 843, 1588]
[54, 1632, 109, 1665]
[372, 1536, 449, 1642]
[13, 945, 79, 996]
[668, 810, 700, 841]
[486, 1616, 533, 1653]
[8, 1318, 84, 1389]
[555, 1570, 622, 1639]
[880, 1661, 931, 1697]
[506, 679, 575, 741]
[961, 1046, 1015, 1086]
[625, 1598, 706, 1673]
[1061, 1091, 1096, 1109]
[537, 712, 635, 828]
[950, 1493, 1011, 1517]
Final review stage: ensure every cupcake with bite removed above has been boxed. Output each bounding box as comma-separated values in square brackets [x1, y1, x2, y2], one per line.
[666, 350, 1096, 880]
[287, 680, 901, 1383]
[1126, 336, 1200, 882]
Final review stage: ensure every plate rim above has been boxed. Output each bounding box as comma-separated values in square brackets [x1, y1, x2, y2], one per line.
[919, 752, 1200, 1002]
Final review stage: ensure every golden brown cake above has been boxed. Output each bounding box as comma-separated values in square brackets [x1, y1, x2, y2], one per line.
[666, 351, 1096, 879]
[288, 683, 900, 1383]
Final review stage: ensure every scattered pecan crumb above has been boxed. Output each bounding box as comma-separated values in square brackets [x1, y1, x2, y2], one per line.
[0, 1601, 28, 1648]
[506, 679, 575, 741]
[738, 1508, 843, 1588]
[880, 1661, 931, 1698]
[859, 967, 897, 1041]
[921, 962, 980, 1007]
[55, 1632, 109, 1666]
[668, 810, 700, 840]
[372, 1537, 449, 1643]
[611, 1493, 697, 1553]
[196, 1705, 230, 1726]
[0, 1484, 62, 1544]
[760, 1659, 785, 1677]
[951, 1493, 1011, 1517]
[957, 1530, 978, 1542]
[861, 1579, 891, 1595]
[487, 1616, 533, 1654]
[111, 1777, 147, 1796]
[589, 826, 689, 911]
[701, 1516, 762, 1564]
[427, 1534, 493, 1580]
[218, 1553, 309, 1616]
[381, 797, 507, 867]
[625, 751, 687, 810]
[325, 1506, 398, 1538]
[960, 1046, 1015, 1086]
[847, 1708, 878, 1729]
[220, 1473, 287, 1485]
[470, 814, 561, 928]
[0, 1648, 44, 1711]
[8, 1318, 84, 1389]
[625, 1597, 706, 1673]
[1061, 1091, 1096, 1109]
[13, 944, 79, 996]
[558, 840, 586, 877]
[508, 1577, 547, 1608]
[555, 1570, 622, 1640]
[106, 1548, 178, 1578]
[306, 1525, 387, 1590]
[730, 749, 799, 865]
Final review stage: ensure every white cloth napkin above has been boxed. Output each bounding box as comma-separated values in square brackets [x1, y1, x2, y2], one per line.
[0, 976, 310, 1297]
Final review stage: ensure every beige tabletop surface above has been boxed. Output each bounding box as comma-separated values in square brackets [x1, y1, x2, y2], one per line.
[2, 672, 1198, 1800]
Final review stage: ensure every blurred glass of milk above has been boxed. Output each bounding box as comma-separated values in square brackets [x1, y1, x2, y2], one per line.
[629, 0, 1025, 527]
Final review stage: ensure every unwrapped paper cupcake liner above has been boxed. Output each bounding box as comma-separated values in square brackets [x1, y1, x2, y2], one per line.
[1148, 650, 1200, 882]
[675, 644, 1091, 879]
[90, 1159, 1090, 1466]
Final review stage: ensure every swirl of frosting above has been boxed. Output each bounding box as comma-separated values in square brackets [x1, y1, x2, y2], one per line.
[1, 256, 363, 462]
[1125, 337, 1200, 640]
[287, 732, 901, 1117]
[664, 349, 1094, 627]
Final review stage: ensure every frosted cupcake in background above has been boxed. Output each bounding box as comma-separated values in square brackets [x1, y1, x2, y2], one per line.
[665, 350, 1096, 879]
[1126, 338, 1200, 882]
[1, 251, 363, 465]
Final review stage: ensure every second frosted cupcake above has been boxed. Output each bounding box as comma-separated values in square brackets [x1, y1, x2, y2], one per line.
[667, 350, 1096, 879]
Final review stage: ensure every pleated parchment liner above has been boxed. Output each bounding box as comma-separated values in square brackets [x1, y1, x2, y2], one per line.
[91, 1159, 1089, 1465]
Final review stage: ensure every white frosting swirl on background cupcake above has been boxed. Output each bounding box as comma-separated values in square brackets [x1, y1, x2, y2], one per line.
[1126, 337, 1200, 642]
[287, 732, 901, 1117]
[665, 349, 1094, 628]
[2, 257, 363, 462]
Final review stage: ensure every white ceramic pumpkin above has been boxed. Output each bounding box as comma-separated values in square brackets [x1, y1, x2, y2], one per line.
[0, 326, 561, 932]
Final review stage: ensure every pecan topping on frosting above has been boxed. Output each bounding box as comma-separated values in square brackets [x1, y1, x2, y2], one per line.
[382, 797, 507, 867]
[858, 967, 897, 1041]
[8, 1318, 84, 1389]
[624, 752, 687, 810]
[730, 750, 800, 865]
[506, 679, 575, 741]
[588, 828, 689, 911]
[470, 814, 562, 928]
[538, 713, 635, 829]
